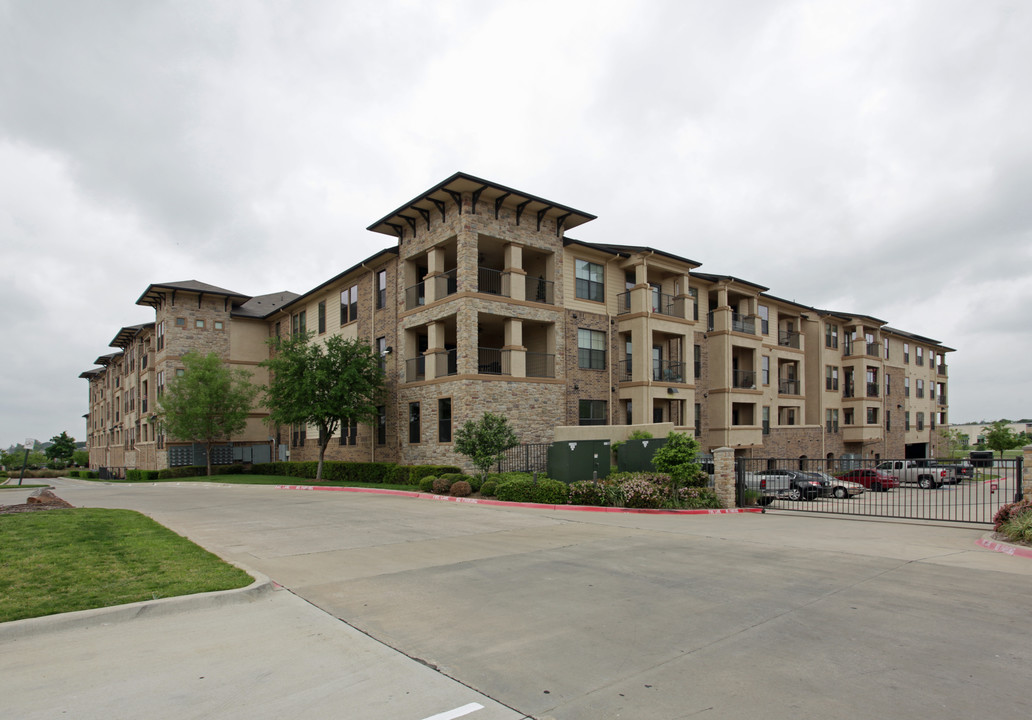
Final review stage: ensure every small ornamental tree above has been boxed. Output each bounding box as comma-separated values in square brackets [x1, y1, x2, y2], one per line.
[44, 431, 77, 466]
[984, 420, 1022, 459]
[159, 352, 257, 476]
[261, 332, 385, 481]
[454, 412, 519, 479]
[937, 427, 966, 459]
[652, 431, 704, 491]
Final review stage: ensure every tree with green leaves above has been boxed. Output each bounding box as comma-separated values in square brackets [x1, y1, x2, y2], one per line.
[261, 332, 385, 481]
[652, 431, 705, 488]
[44, 431, 77, 466]
[454, 412, 519, 479]
[159, 352, 257, 476]
[984, 420, 1023, 459]
[937, 426, 966, 459]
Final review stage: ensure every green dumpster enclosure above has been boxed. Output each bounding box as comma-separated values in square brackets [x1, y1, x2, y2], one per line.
[615, 437, 669, 473]
[547, 439, 611, 483]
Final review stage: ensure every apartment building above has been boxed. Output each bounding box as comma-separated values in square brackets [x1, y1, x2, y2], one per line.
[81, 173, 953, 472]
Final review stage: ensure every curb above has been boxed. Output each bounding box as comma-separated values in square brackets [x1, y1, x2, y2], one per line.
[0, 565, 274, 641]
[977, 534, 1032, 559]
[275, 484, 763, 515]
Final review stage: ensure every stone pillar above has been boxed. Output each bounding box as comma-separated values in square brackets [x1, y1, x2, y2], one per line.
[1023, 445, 1032, 500]
[504, 318, 526, 377]
[504, 243, 526, 301]
[713, 446, 736, 508]
[425, 247, 445, 303]
[424, 321, 444, 380]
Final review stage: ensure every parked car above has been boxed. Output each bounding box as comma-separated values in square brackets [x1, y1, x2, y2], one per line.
[874, 460, 951, 489]
[754, 469, 824, 501]
[836, 469, 899, 492]
[938, 459, 973, 482]
[802, 471, 864, 499]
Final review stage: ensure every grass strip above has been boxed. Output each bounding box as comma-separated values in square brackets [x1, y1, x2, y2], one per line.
[0, 508, 252, 623]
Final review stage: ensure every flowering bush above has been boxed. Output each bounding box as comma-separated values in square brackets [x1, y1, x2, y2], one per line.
[993, 499, 1032, 531]
[568, 480, 622, 507]
[676, 486, 722, 509]
[617, 473, 666, 509]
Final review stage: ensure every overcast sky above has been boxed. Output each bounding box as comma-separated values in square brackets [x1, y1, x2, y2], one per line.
[1, 0, 1030, 448]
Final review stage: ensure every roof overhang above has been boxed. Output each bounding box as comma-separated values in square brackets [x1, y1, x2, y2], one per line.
[136, 282, 250, 309]
[367, 172, 596, 241]
[109, 322, 154, 349]
[94, 352, 121, 366]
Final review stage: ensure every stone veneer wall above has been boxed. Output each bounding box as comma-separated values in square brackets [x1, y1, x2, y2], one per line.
[565, 308, 615, 426]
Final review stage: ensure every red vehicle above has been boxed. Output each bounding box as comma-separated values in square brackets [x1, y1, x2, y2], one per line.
[836, 469, 899, 492]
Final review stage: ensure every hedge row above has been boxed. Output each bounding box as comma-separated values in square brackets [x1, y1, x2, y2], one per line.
[138, 461, 463, 484]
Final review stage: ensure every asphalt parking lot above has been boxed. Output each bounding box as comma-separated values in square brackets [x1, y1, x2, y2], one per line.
[5, 479, 1031, 720]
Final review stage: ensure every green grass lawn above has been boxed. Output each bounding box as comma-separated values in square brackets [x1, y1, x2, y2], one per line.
[0, 508, 253, 623]
[90, 474, 420, 491]
[0, 484, 52, 491]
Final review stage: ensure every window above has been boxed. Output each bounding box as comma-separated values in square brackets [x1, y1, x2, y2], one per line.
[376, 336, 387, 372]
[408, 402, 421, 444]
[318, 301, 326, 333]
[904, 377, 910, 397]
[438, 398, 452, 443]
[339, 418, 358, 446]
[195, 319, 205, 329]
[175, 317, 185, 327]
[843, 408, 855, 425]
[689, 287, 699, 321]
[826, 409, 839, 433]
[916, 412, 925, 431]
[885, 373, 891, 396]
[843, 329, 855, 356]
[175, 368, 185, 377]
[341, 285, 358, 325]
[578, 329, 606, 369]
[758, 305, 769, 335]
[376, 269, 387, 309]
[885, 410, 891, 432]
[761, 356, 770, 385]
[579, 399, 607, 426]
[214, 320, 224, 330]
[575, 259, 604, 302]
[292, 424, 306, 447]
[904, 343, 910, 363]
[275, 321, 281, 338]
[931, 414, 936, 430]
[916, 379, 924, 398]
[884, 338, 890, 359]
[916, 346, 924, 366]
[826, 323, 838, 349]
[156, 321, 165, 351]
[291, 310, 307, 336]
[826, 366, 838, 391]
[866, 407, 879, 424]
[157, 371, 165, 397]
[376, 406, 386, 445]
[905, 412, 911, 431]
[694, 344, 701, 379]
[762, 406, 770, 434]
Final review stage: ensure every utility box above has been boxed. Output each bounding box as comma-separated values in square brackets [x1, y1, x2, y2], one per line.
[547, 439, 611, 483]
[616, 437, 669, 473]
[969, 450, 994, 468]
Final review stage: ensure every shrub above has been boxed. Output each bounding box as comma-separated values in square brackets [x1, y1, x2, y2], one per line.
[993, 499, 1032, 531]
[617, 473, 666, 509]
[652, 432, 704, 487]
[532, 478, 568, 504]
[432, 477, 454, 494]
[465, 474, 483, 493]
[568, 480, 622, 507]
[495, 478, 535, 502]
[67, 470, 80, 478]
[419, 476, 436, 493]
[676, 486, 722, 509]
[450, 481, 472, 497]
[1000, 511, 1032, 544]
[440, 473, 468, 482]
[407, 465, 463, 484]
[480, 480, 498, 496]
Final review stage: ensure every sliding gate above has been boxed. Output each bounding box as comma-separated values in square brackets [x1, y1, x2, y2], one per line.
[737, 457, 1023, 525]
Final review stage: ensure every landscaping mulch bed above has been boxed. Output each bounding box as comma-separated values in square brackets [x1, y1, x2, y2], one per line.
[0, 489, 73, 515]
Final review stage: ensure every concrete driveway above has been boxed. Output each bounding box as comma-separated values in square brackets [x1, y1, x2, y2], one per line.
[7, 479, 1032, 719]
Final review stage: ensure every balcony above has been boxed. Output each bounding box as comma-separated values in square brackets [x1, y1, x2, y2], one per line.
[731, 313, 755, 334]
[478, 266, 504, 296]
[477, 347, 510, 375]
[651, 292, 685, 318]
[653, 360, 686, 383]
[866, 382, 880, 397]
[434, 268, 458, 300]
[778, 330, 801, 349]
[434, 349, 457, 377]
[778, 379, 800, 395]
[866, 342, 879, 356]
[526, 275, 554, 304]
[732, 369, 757, 389]
[404, 281, 425, 311]
[405, 356, 426, 382]
[618, 359, 632, 382]
[526, 352, 555, 378]
[843, 425, 883, 443]
[617, 292, 631, 315]
[843, 383, 856, 399]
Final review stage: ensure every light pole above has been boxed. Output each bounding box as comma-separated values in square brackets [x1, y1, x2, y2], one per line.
[18, 437, 34, 487]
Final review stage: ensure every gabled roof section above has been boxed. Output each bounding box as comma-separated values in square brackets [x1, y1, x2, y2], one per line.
[136, 280, 251, 309]
[367, 172, 596, 240]
[882, 325, 955, 351]
[692, 271, 769, 292]
[275, 246, 398, 315]
[563, 238, 702, 269]
[234, 291, 302, 319]
[814, 309, 887, 326]
[109, 322, 155, 349]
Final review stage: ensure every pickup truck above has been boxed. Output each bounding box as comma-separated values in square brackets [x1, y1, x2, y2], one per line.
[875, 460, 954, 488]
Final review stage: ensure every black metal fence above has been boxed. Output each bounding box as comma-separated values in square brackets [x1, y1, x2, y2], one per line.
[736, 456, 1023, 525]
[497, 443, 550, 474]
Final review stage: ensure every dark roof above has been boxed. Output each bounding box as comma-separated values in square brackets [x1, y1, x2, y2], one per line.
[93, 352, 121, 366]
[813, 309, 888, 325]
[882, 325, 954, 351]
[109, 322, 154, 349]
[275, 246, 398, 314]
[367, 172, 596, 240]
[692, 271, 769, 292]
[758, 292, 814, 312]
[79, 369, 103, 379]
[136, 280, 251, 308]
[233, 291, 302, 319]
[563, 239, 702, 269]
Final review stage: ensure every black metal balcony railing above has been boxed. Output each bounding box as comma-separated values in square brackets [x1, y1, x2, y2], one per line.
[731, 313, 755, 334]
[477, 347, 510, 375]
[404, 281, 425, 310]
[618, 359, 632, 382]
[617, 291, 631, 315]
[435, 349, 457, 377]
[938, 364, 948, 375]
[707, 311, 715, 331]
[526, 352, 555, 378]
[405, 356, 425, 381]
[732, 369, 757, 389]
[651, 293, 683, 318]
[843, 383, 856, 398]
[478, 266, 504, 296]
[653, 360, 685, 383]
[778, 330, 801, 349]
[866, 382, 879, 397]
[866, 342, 879, 356]
[434, 268, 458, 299]
[526, 275, 554, 304]
[779, 379, 800, 395]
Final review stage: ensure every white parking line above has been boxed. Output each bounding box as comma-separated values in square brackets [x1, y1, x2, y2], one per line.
[420, 702, 484, 720]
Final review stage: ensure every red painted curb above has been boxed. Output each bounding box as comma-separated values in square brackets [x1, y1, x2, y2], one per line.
[275, 484, 763, 515]
[977, 537, 1032, 559]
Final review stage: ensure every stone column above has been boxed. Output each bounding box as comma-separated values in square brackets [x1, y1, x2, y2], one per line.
[713, 446, 736, 508]
[504, 318, 526, 377]
[504, 243, 526, 301]
[424, 321, 444, 380]
[1023, 445, 1032, 500]
[425, 246, 445, 303]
